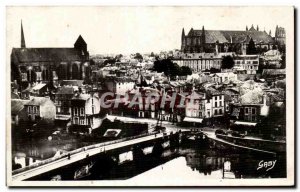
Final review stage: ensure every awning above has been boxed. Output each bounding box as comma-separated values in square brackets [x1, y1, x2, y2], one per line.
[183, 117, 203, 123]
[234, 121, 257, 126]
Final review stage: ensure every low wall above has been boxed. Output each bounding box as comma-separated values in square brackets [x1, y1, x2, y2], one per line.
[216, 134, 286, 153]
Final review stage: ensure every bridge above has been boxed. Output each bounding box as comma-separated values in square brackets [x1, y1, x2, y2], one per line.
[12, 131, 176, 182]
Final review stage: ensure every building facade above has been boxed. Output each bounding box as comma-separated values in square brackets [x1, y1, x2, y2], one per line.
[11, 22, 91, 90]
[181, 25, 276, 54]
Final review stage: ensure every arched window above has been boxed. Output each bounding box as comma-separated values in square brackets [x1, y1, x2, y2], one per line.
[72, 64, 79, 80]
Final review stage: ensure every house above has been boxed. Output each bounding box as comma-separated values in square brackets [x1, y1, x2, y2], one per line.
[205, 88, 225, 120]
[262, 69, 286, 80]
[104, 77, 135, 95]
[23, 97, 56, 122]
[183, 91, 206, 125]
[11, 99, 28, 125]
[230, 92, 269, 128]
[30, 83, 49, 97]
[54, 86, 75, 121]
[262, 49, 282, 68]
[233, 55, 259, 74]
[70, 93, 102, 132]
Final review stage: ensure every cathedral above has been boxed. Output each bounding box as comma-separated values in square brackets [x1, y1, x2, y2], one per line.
[11, 21, 91, 90]
[181, 25, 285, 54]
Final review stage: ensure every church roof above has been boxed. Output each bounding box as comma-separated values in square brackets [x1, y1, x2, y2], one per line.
[74, 35, 87, 46]
[187, 29, 274, 44]
[11, 47, 83, 63]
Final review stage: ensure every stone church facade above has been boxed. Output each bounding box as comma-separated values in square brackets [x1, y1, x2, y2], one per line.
[181, 25, 284, 54]
[11, 22, 91, 90]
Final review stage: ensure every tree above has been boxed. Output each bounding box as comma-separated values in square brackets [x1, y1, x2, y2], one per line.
[152, 59, 181, 78]
[180, 66, 192, 76]
[247, 38, 257, 54]
[134, 53, 143, 62]
[150, 52, 155, 57]
[280, 54, 286, 69]
[221, 56, 234, 69]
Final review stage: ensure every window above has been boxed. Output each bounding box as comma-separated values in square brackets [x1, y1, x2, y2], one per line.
[92, 105, 95, 114]
[57, 107, 61, 113]
[80, 119, 85, 125]
[214, 109, 218, 115]
[252, 108, 256, 115]
[219, 95, 222, 100]
[219, 101, 222, 107]
[215, 96, 218, 100]
[245, 107, 249, 115]
[253, 61, 258, 64]
[27, 106, 31, 114]
[219, 109, 222, 114]
[80, 107, 85, 116]
[32, 106, 37, 114]
[207, 111, 210, 117]
[74, 117, 79, 124]
[74, 107, 78, 116]
[215, 102, 218, 107]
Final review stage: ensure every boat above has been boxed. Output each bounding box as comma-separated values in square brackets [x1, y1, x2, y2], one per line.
[74, 161, 95, 180]
[142, 146, 154, 155]
[162, 140, 170, 149]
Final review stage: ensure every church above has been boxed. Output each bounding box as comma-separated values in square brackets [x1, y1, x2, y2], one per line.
[181, 25, 284, 54]
[11, 21, 91, 90]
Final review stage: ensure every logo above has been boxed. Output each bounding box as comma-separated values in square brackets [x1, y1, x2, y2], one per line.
[257, 160, 277, 171]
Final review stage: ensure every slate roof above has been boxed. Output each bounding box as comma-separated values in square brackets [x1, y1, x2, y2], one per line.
[32, 83, 47, 91]
[11, 99, 27, 115]
[56, 86, 74, 95]
[60, 80, 84, 87]
[11, 48, 83, 63]
[11, 92, 20, 99]
[187, 29, 274, 44]
[262, 69, 286, 76]
[72, 93, 90, 100]
[25, 97, 51, 106]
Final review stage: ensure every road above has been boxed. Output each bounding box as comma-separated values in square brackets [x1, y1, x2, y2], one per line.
[12, 132, 169, 182]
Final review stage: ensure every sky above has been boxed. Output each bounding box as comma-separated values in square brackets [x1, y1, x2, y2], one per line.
[6, 6, 292, 55]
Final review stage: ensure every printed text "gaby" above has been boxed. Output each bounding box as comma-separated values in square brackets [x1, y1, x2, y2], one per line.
[257, 160, 277, 171]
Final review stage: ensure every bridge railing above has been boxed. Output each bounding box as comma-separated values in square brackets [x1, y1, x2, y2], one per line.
[12, 131, 162, 176]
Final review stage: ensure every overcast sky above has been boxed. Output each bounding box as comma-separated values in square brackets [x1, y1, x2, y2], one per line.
[7, 6, 292, 55]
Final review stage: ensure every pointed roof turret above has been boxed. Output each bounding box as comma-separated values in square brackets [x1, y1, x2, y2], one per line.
[21, 20, 26, 48]
[249, 24, 256, 31]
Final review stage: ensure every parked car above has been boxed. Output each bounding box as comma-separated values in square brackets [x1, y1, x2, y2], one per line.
[215, 129, 227, 136]
[231, 131, 245, 138]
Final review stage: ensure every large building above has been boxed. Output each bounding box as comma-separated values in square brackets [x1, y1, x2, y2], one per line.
[11, 22, 91, 90]
[274, 25, 286, 46]
[181, 25, 279, 54]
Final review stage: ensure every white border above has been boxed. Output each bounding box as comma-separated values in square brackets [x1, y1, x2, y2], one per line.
[1, 1, 297, 190]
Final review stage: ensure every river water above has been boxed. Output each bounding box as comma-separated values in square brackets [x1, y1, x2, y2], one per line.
[74, 145, 286, 181]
